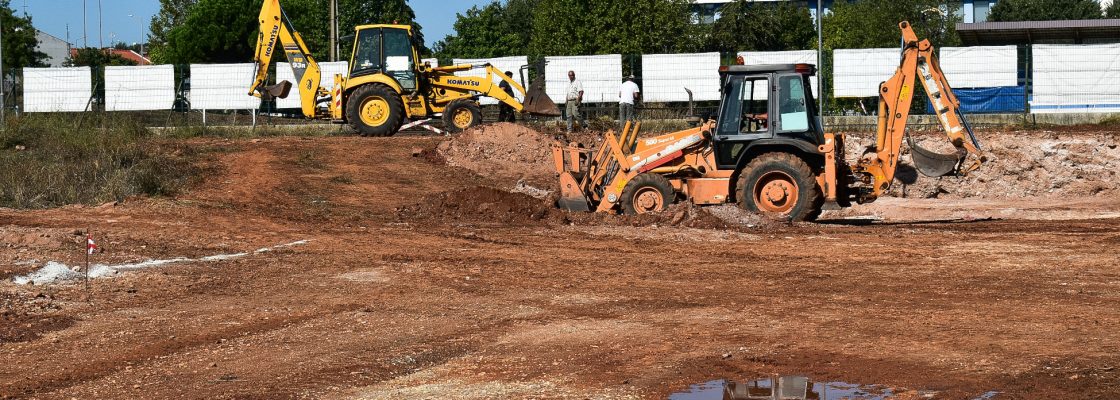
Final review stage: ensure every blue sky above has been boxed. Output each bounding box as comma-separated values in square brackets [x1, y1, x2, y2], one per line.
[26, 0, 492, 48]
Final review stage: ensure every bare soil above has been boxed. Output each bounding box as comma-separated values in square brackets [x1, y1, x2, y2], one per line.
[2, 128, 1119, 399]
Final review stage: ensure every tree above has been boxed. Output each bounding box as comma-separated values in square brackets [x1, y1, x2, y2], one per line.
[709, 0, 816, 53]
[988, 0, 1103, 22]
[0, 0, 47, 71]
[529, 0, 697, 57]
[433, 0, 538, 60]
[1108, 1, 1120, 18]
[148, 0, 197, 63]
[822, 0, 961, 50]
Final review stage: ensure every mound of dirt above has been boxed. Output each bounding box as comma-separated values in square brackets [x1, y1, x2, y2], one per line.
[845, 130, 1120, 199]
[438, 123, 558, 188]
[396, 186, 552, 225]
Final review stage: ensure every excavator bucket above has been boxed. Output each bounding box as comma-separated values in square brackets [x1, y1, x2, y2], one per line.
[522, 78, 561, 117]
[261, 80, 293, 100]
[906, 133, 963, 177]
[556, 172, 590, 211]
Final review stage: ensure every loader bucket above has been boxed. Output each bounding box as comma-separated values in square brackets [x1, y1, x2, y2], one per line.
[907, 133, 964, 177]
[261, 80, 293, 100]
[556, 172, 590, 212]
[522, 78, 561, 116]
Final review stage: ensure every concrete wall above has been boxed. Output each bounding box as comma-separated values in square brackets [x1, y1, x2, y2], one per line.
[35, 31, 70, 67]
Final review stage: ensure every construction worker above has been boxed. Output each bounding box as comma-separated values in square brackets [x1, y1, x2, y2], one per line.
[498, 71, 516, 122]
[566, 70, 586, 132]
[618, 74, 640, 127]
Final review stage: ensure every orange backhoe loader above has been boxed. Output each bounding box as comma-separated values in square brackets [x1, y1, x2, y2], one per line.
[552, 21, 985, 221]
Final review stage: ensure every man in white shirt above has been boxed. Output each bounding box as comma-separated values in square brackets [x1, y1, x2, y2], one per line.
[618, 75, 640, 127]
[566, 70, 586, 132]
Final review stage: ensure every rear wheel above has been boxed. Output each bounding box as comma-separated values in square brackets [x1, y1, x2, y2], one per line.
[620, 173, 676, 215]
[443, 100, 483, 133]
[737, 153, 822, 222]
[346, 84, 404, 137]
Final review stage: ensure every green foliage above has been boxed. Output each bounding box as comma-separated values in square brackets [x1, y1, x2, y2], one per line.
[148, 0, 196, 64]
[988, 0, 1103, 22]
[433, 0, 538, 60]
[822, 0, 961, 50]
[1109, 1, 1120, 18]
[65, 48, 138, 67]
[161, 0, 262, 64]
[708, 0, 816, 53]
[0, 1, 47, 71]
[529, 0, 697, 57]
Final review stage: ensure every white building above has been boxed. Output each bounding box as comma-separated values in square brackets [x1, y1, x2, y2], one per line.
[35, 30, 71, 67]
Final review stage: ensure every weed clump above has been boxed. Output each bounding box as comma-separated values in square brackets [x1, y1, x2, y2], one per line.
[0, 114, 206, 208]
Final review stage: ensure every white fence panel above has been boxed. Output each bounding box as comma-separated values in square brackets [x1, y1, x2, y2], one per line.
[642, 53, 721, 102]
[1031, 44, 1120, 114]
[274, 61, 348, 109]
[190, 63, 260, 110]
[421, 58, 438, 67]
[939, 46, 1017, 88]
[545, 54, 621, 104]
[23, 67, 92, 112]
[452, 56, 527, 105]
[104, 65, 175, 111]
[737, 50, 819, 97]
[833, 48, 898, 98]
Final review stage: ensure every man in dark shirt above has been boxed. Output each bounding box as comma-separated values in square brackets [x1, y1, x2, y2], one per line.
[498, 71, 516, 123]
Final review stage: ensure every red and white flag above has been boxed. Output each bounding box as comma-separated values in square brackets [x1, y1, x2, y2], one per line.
[86, 234, 97, 255]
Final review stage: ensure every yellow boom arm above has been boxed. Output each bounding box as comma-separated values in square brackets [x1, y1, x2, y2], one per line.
[249, 0, 324, 118]
[858, 21, 985, 198]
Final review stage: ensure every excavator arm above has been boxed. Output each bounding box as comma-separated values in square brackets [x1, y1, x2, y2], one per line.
[249, 0, 324, 118]
[857, 21, 985, 199]
[427, 63, 561, 116]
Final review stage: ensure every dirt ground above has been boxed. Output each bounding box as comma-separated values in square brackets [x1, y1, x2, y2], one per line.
[2, 125, 1119, 399]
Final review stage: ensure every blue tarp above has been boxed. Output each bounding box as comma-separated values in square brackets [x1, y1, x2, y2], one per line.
[927, 86, 1025, 114]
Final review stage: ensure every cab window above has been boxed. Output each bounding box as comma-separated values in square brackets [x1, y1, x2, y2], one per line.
[776, 75, 809, 132]
[351, 29, 381, 76]
[383, 28, 416, 91]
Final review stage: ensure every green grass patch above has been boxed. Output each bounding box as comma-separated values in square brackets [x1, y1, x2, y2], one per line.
[0, 114, 210, 208]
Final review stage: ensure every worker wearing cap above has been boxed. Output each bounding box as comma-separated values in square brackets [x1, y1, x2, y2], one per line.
[619, 75, 640, 127]
[566, 70, 586, 132]
[498, 71, 516, 123]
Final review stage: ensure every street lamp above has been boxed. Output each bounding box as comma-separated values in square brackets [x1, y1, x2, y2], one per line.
[128, 13, 144, 55]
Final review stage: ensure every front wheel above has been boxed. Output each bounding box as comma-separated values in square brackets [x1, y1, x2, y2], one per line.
[442, 100, 483, 133]
[620, 173, 676, 215]
[737, 153, 822, 222]
[346, 84, 404, 137]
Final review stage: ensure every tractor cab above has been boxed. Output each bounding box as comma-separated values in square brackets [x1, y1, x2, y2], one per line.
[713, 64, 823, 170]
[348, 24, 421, 91]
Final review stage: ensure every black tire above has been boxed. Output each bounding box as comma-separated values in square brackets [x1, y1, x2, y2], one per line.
[442, 100, 483, 133]
[346, 84, 404, 137]
[620, 173, 676, 215]
[736, 152, 822, 222]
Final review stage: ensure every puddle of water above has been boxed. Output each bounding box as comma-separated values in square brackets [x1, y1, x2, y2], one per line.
[670, 375, 995, 400]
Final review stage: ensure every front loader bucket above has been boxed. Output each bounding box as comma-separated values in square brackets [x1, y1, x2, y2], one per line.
[556, 172, 590, 212]
[907, 133, 964, 177]
[522, 79, 561, 116]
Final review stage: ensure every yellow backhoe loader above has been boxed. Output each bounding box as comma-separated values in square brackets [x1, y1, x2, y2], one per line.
[248, 0, 560, 136]
[552, 21, 985, 221]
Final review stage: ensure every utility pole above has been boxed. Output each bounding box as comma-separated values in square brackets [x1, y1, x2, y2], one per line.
[98, 0, 103, 49]
[83, 0, 88, 47]
[329, 0, 337, 62]
[816, 0, 824, 117]
[1, 12, 5, 125]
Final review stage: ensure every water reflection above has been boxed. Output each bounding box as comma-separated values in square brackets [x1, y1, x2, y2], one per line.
[669, 375, 905, 400]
